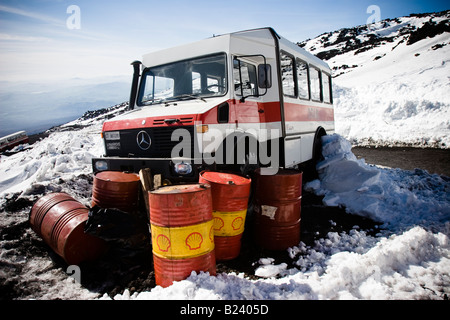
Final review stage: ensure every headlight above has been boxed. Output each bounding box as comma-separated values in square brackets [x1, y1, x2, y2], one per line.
[174, 161, 192, 175]
[94, 160, 108, 171]
[104, 131, 120, 140]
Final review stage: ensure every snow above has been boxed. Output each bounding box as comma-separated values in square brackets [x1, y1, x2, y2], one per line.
[302, 11, 450, 148]
[308, 134, 450, 232]
[0, 126, 104, 200]
[103, 133, 448, 300]
[1, 113, 449, 302]
[332, 34, 450, 147]
[107, 225, 448, 300]
[1, 12, 449, 301]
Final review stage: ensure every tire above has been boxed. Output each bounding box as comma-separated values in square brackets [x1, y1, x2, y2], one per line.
[305, 127, 326, 181]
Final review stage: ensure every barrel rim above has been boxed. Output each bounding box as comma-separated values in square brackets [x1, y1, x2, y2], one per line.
[94, 171, 140, 183]
[150, 183, 210, 195]
[199, 170, 251, 186]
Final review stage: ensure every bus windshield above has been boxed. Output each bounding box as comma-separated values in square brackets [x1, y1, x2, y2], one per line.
[138, 53, 227, 105]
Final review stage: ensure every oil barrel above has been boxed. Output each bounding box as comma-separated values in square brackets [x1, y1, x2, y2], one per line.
[253, 169, 302, 250]
[149, 184, 216, 287]
[92, 171, 141, 213]
[29, 193, 107, 265]
[199, 171, 251, 261]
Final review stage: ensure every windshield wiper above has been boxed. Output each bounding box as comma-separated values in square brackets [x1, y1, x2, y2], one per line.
[141, 98, 165, 106]
[172, 94, 207, 103]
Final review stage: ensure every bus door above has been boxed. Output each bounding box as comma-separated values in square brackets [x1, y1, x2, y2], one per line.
[232, 55, 273, 166]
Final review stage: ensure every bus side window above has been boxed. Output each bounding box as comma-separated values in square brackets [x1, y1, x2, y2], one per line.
[322, 72, 332, 104]
[280, 52, 296, 97]
[296, 59, 310, 100]
[309, 66, 321, 102]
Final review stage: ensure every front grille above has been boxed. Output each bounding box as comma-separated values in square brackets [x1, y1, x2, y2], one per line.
[152, 117, 194, 126]
[105, 126, 195, 158]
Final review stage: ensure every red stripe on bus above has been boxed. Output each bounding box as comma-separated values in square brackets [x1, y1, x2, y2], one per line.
[284, 102, 334, 122]
[102, 114, 200, 131]
[102, 100, 333, 132]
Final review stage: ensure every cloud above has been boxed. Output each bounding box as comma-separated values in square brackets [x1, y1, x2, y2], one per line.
[0, 4, 64, 26]
[0, 33, 52, 42]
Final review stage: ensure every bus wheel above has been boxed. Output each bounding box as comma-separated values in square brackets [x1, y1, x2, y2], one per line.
[240, 150, 259, 176]
[313, 127, 326, 164]
[305, 127, 326, 181]
[237, 135, 259, 176]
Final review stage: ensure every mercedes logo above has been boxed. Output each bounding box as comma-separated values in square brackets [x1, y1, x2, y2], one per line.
[136, 131, 151, 150]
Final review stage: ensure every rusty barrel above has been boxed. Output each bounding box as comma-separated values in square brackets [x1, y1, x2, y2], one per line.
[29, 193, 107, 265]
[253, 169, 302, 250]
[92, 171, 141, 213]
[149, 184, 216, 287]
[199, 171, 251, 261]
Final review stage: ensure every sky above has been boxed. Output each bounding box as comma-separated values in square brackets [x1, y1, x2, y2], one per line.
[0, 0, 448, 83]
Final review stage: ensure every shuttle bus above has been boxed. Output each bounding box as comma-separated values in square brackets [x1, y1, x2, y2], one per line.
[92, 28, 334, 180]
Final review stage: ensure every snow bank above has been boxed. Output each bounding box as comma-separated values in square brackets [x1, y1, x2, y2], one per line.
[333, 34, 450, 147]
[306, 134, 450, 233]
[303, 12, 450, 148]
[0, 124, 104, 202]
[107, 225, 449, 300]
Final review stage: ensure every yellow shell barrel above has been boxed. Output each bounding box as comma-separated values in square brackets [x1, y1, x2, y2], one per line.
[199, 171, 251, 261]
[149, 184, 215, 287]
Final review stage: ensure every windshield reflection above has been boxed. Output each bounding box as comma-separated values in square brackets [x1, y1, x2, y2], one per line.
[138, 53, 227, 106]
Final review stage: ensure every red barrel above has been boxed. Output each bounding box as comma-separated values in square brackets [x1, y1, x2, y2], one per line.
[149, 184, 216, 287]
[199, 171, 251, 261]
[29, 193, 107, 265]
[92, 171, 141, 213]
[253, 169, 302, 250]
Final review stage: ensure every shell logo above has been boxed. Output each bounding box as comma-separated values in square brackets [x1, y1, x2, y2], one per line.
[232, 217, 244, 231]
[213, 217, 224, 231]
[186, 232, 203, 250]
[156, 234, 171, 252]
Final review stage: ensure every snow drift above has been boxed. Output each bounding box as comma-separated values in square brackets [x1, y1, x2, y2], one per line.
[300, 10, 450, 148]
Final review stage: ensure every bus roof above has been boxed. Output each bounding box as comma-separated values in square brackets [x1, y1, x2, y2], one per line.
[142, 28, 330, 72]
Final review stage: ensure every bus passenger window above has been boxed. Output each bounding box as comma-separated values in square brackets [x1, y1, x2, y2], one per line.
[296, 59, 309, 100]
[310, 66, 321, 102]
[280, 52, 295, 97]
[322, 73, 332, 103]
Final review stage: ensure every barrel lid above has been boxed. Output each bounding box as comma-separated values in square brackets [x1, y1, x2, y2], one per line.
[95, 171, 140, 182]
[200, 171, 251, 186]
[151, 183, 210, 194]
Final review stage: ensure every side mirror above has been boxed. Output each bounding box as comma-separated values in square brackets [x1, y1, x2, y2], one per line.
[258, 64, 272, 89]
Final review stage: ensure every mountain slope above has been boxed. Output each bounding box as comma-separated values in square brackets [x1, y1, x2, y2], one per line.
[299, 10, 450, 148]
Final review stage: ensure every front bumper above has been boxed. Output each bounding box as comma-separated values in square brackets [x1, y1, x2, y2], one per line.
[91, 156, 215, 182]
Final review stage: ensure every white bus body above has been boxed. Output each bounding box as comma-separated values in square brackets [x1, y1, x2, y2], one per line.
[93, 28, 334, 179]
